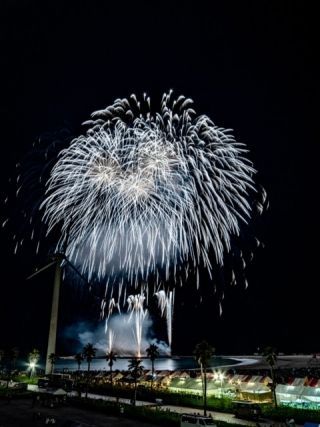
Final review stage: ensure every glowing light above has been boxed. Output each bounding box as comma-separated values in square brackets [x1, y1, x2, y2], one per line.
[155, 289, 174, 352]
[214, 371, 225, 398]
[213, 371, 225, 381]
[127, 293, 148, 357]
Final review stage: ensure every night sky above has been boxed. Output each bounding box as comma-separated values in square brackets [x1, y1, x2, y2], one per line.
[0, 1, 317, 358]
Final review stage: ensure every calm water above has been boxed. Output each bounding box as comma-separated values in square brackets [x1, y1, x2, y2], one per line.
[54, 356, 240, 372]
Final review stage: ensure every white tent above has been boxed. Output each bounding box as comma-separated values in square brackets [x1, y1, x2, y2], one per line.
[238, 376, 271, 402]
[276, 379, 320, 406]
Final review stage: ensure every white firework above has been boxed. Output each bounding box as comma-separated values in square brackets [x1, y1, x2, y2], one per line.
[127, 294, 148, 357]
[155, 289, 175, 351]
[40, 91, 257, 293]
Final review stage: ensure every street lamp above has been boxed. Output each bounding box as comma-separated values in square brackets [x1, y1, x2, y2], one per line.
[29, 361, 36, 378]
[214, 371, 225, 398]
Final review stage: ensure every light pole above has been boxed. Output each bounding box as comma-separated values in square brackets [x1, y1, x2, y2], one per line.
[214, 371, 224, 398]
[29, 361, 36, 378]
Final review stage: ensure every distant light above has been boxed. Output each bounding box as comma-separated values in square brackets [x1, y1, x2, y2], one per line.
[214, 371, 225, 381]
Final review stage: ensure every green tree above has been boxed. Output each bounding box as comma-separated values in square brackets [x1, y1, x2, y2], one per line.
[146, 343, 159, 389]
[28, 348, 40, 378]
[194, 340, 215, 416]
[262, 346, 278, 408]
[48, 353, 58, 374]
[106, 350, 117, 387]
[74, 352, 84, 371]
[83, 343, 96, 398]
[128, 358, 144, 406]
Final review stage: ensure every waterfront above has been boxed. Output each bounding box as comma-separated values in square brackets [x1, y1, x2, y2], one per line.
[54, 355, 241, 372]
[19, 354, 319, 374]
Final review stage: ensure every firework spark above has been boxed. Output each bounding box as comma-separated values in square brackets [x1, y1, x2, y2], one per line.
[39, 91, 259, 297]
[127, 294, 148, 357]
[155, 289, 175, 351]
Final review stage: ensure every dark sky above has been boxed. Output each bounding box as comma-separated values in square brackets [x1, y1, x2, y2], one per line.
[0, 1, 317, 358]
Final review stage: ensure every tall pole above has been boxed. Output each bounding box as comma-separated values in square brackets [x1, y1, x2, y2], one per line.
[45, 258, 62, 375]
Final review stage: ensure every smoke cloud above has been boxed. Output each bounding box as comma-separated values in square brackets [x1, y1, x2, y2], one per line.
[63, 313, 170, 356]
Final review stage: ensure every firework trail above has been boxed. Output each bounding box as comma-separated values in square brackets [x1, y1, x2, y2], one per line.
[38, 91, 261, 294]
[127, 294, 148, 357]
[107, 328, 116, 353]
[101, 297, 121, 332]
[155, 289, 175, 351]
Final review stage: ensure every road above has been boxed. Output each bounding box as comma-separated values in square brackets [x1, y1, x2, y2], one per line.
[0, 397, 159, 427]
[159, 405, 256, 426]
[27, 385, 256, 425]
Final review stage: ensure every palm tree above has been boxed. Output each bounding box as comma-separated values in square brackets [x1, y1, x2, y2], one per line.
[28, 348, 40, 378]
[146, 343, 159, 389]
[193, 341, 215, 416]
[48, 353, 58, 374]
[262, 346, 278, 408]
[106, 350, 117, 387]
[83, 343, 96, 372]
[128, 358, 144, 406]
[74, 352, 84, 372]
[83, 343, 96, 398]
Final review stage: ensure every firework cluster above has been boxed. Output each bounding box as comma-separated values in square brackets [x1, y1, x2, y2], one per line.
[40, 91, 258, 297]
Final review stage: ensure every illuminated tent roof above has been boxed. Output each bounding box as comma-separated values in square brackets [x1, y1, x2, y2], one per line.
[276, 379, 320, 404]
[228, 374, 247, 384]
[291, 378, 307, 386]
[170, 370, 190, 378]
[227, 374, 271, 386]
[240, 384, 270, 393]
[306, 378, 320, 387]
[112, 372, 124, 381]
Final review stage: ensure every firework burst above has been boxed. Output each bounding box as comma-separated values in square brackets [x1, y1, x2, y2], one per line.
[2, 90, 267, 323]
[39, 91, 259, 295]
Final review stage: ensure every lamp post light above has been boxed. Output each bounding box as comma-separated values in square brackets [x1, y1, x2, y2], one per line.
[29, 361, 36, 378]
[214, 371, 225, 398]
